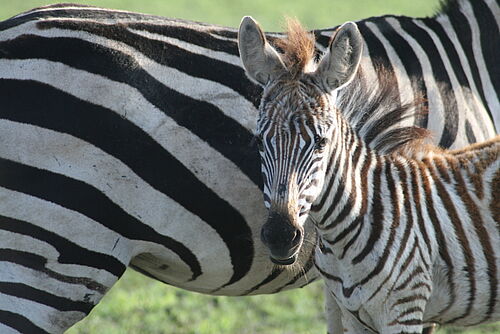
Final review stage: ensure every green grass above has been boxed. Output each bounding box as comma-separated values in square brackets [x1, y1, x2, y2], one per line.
[2, 1, 498, 333]
[1, 0, 442, 30]
[67, 269, 500, 334]
[67, 269, 327, 334]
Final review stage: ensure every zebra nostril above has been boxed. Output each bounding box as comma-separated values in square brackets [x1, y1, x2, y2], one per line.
[292, 229, 302, 245]
[278, 183, 286, 197]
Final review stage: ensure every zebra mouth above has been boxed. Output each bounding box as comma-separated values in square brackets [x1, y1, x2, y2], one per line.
[270, 254, 297, 265]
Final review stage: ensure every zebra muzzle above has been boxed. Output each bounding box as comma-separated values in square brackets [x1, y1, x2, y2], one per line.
[260, 212, 303, 265]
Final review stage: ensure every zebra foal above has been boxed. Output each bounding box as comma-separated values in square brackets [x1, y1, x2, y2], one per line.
[238, 16, 499, 334]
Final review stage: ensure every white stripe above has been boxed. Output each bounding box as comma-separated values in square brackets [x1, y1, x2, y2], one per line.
[0, 293, 83, 333]
[485, 0, 500, 28]
[411, 19, 493, 147]
[0, 323, 19, 334]
[0, 119, 231, 287]
[0, 216, 117, 289]
[0, 21, 258, 131]
[0, 186, 130, 265]
[208, 32, 237, 43]
[434, 14, 497, 142]
[460, 0, 500, 130]
[0, 261, 105, 305]
[384, 17, 446, 143]
[11, 5, 148, 21]
[127, 27, 241, 66]
[364, 21, 415, 126]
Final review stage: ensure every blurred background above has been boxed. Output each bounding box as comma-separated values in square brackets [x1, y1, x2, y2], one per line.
[1, 1, 499, 333]
[2, 0, 440, 29]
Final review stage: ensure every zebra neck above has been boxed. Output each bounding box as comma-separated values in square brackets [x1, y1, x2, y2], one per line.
[310, 122, 376, 241]
[312, 134, 499, 257]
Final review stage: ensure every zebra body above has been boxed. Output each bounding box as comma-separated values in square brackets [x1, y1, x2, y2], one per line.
[238, 11, 499, 334]
[314, 136, 499, 332]
[0, 0, 498, 332]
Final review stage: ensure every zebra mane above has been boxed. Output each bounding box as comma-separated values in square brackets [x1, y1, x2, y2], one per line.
[271, 19, 431, 155]
[434, 0, 473, 17]
[336, 67, 431, 155]
[273, 18, 316, 79]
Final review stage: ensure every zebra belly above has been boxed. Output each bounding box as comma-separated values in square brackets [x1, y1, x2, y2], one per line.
[425, 256, 500, 326]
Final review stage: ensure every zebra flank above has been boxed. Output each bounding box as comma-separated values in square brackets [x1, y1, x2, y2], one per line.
[1, 0, 498, 332]
[239, 8, 499, 334]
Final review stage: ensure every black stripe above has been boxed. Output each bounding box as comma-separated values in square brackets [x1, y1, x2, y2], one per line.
[355, 159, 400, 288]
[356, 21, 401, 106]
[418, 162, 456, 314]
[0, 34, 262, 188]
[444, 2, 489, 121]
[397, 18, 459, 148]
[275, 252, 316, 293]
[429, 164, 476, 323]
[127, 22, 239, 55]
[0, 215, 125, 277]
[0, 156, 202, 281]
[243, 267, 284, 295]
[0, 249, 107, 293]
[468, 0, 500, 106]
[0, 282, 93, 313]
[0, 79, 255, 286]
[35, 20, 262, 107]
[464, 120, 476, 144]
[0, 310, 49, 334]
[352, 158, 383, 263]
[371, 17, 429, 129]
[422, 17, 495, 138]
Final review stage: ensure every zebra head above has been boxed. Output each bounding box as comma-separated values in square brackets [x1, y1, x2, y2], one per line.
[238, 17, 363, 265]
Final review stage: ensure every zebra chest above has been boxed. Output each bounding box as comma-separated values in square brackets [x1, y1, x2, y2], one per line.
[314, 245, 373, 311]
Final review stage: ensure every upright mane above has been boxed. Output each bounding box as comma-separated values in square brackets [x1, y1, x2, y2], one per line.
[337, 67, 431, 155]
[273, 18, 316, 78]
[270, 18, 431, 155]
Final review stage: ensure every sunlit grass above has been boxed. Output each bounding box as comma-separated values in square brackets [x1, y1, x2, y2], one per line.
[67, 269, 326, 334]
[67, 269, 500, 334]
[1, 0, 441, 30]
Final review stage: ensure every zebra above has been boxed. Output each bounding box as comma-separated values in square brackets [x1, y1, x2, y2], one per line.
[0, 0, 497, 332]
[238, 14, 499, 334]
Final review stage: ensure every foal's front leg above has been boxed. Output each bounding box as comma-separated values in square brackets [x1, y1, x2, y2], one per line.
[325, 285, 344, 334]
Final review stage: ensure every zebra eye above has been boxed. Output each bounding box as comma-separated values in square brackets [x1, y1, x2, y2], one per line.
[314, 135, 328, 151]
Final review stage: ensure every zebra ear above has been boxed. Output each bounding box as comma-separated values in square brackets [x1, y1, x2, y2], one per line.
[314, 21, 363, 91]
[238, 16, 286, 86]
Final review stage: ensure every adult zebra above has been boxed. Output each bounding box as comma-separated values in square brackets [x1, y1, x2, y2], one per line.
[238, 16, 499, 333]
[0, 0, 497, 332]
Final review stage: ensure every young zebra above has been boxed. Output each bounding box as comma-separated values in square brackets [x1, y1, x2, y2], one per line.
[238, 17, 499, 334]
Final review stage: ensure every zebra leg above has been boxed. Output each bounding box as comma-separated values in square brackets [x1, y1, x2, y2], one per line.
[324, 286, 344, 334]
[379, 290, 429, 334]
[422, 323, 438, 334]
[338, 307, 374, 334]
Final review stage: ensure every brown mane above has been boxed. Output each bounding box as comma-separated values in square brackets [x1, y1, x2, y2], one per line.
[273, 18, 316, 78]
[271, 18, 432, 156]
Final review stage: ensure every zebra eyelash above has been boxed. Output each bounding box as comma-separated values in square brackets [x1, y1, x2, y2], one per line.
[314, 134, 328, 151]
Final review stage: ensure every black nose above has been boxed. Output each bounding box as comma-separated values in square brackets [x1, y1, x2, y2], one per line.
[261, 213, 303, 265]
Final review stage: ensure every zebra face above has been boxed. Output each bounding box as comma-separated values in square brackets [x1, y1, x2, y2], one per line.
[238, 16, 363, 265]
[256, 81, 335, 264]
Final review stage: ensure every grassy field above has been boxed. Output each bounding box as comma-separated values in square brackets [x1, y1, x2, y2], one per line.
[1, 0, 443, 29]
[66, 269, 500, 334]
[1, 1, 499, 333]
